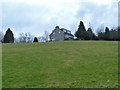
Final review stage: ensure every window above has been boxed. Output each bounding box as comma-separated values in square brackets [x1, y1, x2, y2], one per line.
[52, 39, 55, 41]
[59, 31, 61, 33]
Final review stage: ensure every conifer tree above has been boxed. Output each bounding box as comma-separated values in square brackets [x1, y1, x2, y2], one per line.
[3, 28, 14, 43]
[75, 21, 87, 40]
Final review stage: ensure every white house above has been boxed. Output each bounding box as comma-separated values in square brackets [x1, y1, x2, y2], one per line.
[49, 26, 74, 41]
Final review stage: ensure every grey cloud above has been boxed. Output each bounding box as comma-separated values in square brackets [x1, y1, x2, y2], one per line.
[2, 1, 118, 37]
[118, 2, 120, 26]
[76, 2, 118, 31]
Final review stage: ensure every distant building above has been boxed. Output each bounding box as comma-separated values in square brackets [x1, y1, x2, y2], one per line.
[49, 26, 74, 41]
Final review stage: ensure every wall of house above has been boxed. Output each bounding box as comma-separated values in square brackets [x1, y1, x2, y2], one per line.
[50, 28, 65, 41]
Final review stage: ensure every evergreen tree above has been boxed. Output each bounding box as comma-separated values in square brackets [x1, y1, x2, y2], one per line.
[3, 28, 14, 43]
[104, 27, 110, 40]
[86, 27, 94, 40]
[33, 37, 38, 42]
[98, 32, 104, 40]
[75, 21, 87, 40]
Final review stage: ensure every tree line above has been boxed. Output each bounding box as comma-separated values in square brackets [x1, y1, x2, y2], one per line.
[0, 21, 119, 43]
[75, 21, 119, 41]
[0, 29, 49, 43]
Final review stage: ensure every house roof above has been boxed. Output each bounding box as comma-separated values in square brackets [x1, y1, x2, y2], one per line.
[60, 28, 74, 36]
[64, 32, 74, 36]
[49, 30, 55, 36]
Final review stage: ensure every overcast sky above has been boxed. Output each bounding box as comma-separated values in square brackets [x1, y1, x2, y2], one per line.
[1, 0, 119, 37]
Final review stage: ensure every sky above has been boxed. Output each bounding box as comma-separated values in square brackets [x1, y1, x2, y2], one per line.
[1, 0, 119, 37]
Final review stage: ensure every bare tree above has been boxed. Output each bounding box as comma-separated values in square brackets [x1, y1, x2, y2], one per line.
[14, 37, 19, 43]
[44, 30, 50, 42]
[39, 36, 46, 42]
[19, 32, 34, 43]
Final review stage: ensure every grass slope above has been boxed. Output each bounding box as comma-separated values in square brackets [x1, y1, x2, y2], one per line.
[0, 44, 2, 89]
[2, 41, 118, 88]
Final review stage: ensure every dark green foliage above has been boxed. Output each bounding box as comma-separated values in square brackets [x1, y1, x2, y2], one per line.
[33, 37, 38, 42]
[86, 27, 95, 40]
[118, 27, 120, 41]
[75, 22, 98, 40]
[109, 29, 117, 41]
[74, 21, 119, 41]
[75, 21, 87, 40]
[97, 27, 119, 41]
[103, 27, 110, 40]
[98, 32, 104, 40]
[3, 28, 14, 43]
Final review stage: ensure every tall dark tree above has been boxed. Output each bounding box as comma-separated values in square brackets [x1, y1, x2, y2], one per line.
[75, 21, 87, 40]
[103, 27, 110, 40]
[3, 28, 14, 43]
[33, 37, 38, 42]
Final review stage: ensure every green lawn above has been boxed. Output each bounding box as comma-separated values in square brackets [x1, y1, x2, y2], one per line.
[0, 44, 2, 90]
[2, 41, 118, 88]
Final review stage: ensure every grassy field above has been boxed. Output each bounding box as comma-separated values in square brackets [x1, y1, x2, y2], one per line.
[2, 41, 118, 88]
[0, 43, 2, 89]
